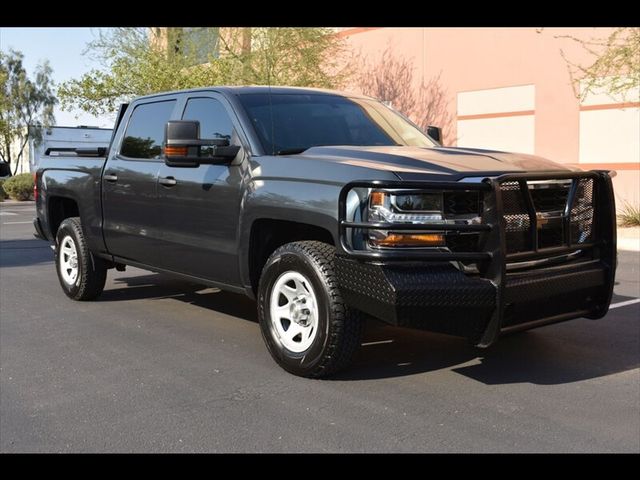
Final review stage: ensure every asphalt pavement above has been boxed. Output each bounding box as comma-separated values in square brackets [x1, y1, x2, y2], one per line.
[1, 202, 638, 452]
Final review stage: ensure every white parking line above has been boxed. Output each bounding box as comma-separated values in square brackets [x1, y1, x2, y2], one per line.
[3, 221, 32, 225]
[361, 339, 394, 346]
[609, 298, 640, 310]
[0, 212, 17, 216]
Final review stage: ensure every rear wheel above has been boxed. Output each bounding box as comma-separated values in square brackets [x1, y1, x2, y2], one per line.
[258, 241, 363, 378]
[55, 217, 107, 301]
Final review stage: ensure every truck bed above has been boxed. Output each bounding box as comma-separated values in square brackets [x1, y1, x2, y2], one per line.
[35, 155, 107, 254]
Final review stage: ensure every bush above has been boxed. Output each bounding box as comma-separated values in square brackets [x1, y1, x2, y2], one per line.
[2, 173, 34, 201]
[618, 201, 640, 227]
[0, 179, 6, 202]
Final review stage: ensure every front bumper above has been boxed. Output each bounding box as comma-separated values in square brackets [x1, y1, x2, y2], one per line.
[335, 257, 608, 344]
[336, 171, 616, 347]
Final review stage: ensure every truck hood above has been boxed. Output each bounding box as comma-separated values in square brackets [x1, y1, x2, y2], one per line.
[298, 145, 579, 179]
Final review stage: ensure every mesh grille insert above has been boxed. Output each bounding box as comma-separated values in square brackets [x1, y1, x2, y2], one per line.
[499, 178, 595, 254]
[570, 178, 595, 244]
[501, 182, 532, 253]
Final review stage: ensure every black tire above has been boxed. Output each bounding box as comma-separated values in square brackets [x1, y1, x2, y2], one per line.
[55, 217, 107, 301]
[258, 241, 363, 378]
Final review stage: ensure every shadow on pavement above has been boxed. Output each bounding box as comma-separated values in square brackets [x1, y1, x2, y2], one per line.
[103, 272, 258, 322]
[0, 238, 53, 268]
[338, 297, 640, 384]
[104, 272, 639, 386]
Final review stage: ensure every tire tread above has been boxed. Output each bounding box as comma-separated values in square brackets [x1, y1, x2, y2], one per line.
[260, 240, 363, 378]
[56, 217, 107, 301]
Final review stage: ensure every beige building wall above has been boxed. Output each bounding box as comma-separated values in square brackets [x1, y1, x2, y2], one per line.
[457, 84, 536, 154]
[341, 27, 640, 207]
[7, 130, 31, 175]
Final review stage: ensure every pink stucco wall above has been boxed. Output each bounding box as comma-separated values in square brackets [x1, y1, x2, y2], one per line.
[342, 28, 639, 205]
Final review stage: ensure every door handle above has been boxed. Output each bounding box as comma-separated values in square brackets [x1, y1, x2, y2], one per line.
[159, 176, 177, 187]
[104, 173, 118, 182]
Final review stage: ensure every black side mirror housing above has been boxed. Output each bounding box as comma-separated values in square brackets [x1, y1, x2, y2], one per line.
[427, 125, 443, 145]
[163, 120, 240, 167]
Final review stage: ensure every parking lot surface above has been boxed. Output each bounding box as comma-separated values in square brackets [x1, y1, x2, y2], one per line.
[1, 202, 638, 452]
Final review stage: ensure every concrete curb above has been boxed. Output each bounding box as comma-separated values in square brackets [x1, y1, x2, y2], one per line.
[0, 200, 35, 206]
[617, 227, 640, 252]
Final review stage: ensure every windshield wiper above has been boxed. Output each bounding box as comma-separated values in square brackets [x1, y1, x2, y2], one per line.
[275, 147, 308, 156]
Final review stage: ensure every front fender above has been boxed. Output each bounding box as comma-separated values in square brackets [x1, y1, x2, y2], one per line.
[238, 179, 342, 292]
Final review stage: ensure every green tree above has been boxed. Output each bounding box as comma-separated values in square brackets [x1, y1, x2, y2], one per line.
[557, 27, 640, 100]
[0, 49, 57, 175]
[120, 136, 156, 159]
[59, 27, 351, 116]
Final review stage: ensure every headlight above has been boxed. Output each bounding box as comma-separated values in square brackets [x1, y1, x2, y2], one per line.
[368, 190, 446, 248]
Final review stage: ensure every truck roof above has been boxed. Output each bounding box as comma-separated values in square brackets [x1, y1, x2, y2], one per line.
[131, 86, 373, 103]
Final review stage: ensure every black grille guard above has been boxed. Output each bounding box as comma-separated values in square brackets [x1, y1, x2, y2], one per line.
[337, 171, 617, 346]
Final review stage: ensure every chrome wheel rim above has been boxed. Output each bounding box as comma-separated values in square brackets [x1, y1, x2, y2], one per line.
[269, 271, 319, 353]
[59, 235, 79, 285]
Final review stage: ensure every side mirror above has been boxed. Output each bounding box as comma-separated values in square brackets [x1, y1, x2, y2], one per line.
[163, 120, 241, 167]
[427, 125, 443, 145]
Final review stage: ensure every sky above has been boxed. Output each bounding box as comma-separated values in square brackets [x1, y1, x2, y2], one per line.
[0, 27, 115, 128]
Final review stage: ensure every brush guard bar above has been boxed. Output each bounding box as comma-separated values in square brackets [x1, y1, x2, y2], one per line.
[336, 171, 616, 347]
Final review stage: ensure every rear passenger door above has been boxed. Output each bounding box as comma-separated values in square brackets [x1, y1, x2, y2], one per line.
[102, 99, 177, 264]
[154, 94, 247, 285]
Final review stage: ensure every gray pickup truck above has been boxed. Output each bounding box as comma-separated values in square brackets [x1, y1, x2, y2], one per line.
[33, 86, 617, 377]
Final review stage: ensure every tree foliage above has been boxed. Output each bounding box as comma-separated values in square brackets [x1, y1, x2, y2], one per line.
[0, 50, 57, 175]
[557, 27, 640, 100]
[59, 27, 351, 116]
[357, 46, 454, 144]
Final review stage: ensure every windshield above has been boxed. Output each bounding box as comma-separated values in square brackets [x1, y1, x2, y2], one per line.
[237, 93, 436, 155]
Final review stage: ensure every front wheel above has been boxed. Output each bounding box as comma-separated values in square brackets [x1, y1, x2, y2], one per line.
[258, 241, 363, 378]
[55, 217, 107, 301]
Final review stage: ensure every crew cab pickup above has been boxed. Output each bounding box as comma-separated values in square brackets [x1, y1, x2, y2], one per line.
[34, 87, 617, 377]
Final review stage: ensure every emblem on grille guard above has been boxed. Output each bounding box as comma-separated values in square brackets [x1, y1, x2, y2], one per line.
[536, 211, 550, 227]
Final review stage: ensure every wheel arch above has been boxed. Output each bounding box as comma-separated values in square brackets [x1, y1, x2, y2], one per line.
[243, 215, 337, 298]
[47, 196, 80, 240]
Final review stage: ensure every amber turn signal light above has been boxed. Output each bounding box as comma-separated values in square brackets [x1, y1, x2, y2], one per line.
[373, 233, 445, 247]
[370, 191, 386, 207]
[164, 145, 188, 157]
